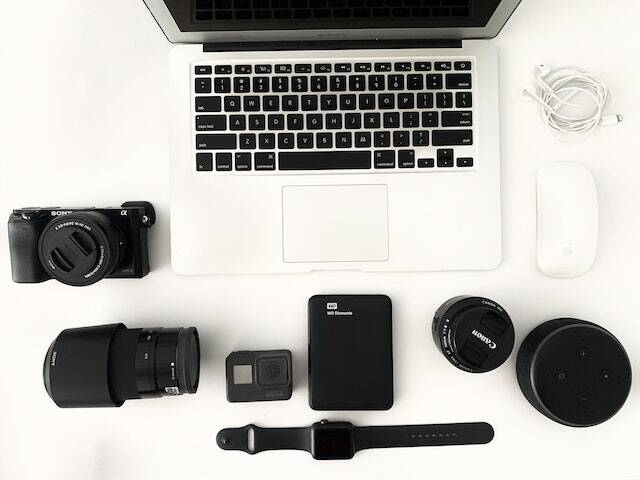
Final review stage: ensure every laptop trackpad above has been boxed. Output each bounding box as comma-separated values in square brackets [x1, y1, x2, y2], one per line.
[282, 184, 389, 263]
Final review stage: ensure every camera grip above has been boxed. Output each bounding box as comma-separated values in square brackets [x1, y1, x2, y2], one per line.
[8, 215, 49, 283]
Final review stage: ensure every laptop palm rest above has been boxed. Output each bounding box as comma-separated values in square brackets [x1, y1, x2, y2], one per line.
[282, 184, 389, 263]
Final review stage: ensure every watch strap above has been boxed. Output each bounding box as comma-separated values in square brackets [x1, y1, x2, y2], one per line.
[354, 422, 494, 451]
[216, 424, 311, 454]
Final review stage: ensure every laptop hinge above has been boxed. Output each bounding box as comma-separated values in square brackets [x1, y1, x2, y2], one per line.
[203, 38, 462, 52]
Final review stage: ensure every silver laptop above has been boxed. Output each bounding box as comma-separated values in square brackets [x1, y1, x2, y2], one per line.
[143, 0, 520, 274]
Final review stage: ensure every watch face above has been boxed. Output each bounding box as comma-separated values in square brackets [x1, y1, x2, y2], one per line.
[311, 422, 354, 460]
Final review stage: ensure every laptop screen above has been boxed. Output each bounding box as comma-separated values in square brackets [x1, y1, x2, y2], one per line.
[144, 0, 520, 42]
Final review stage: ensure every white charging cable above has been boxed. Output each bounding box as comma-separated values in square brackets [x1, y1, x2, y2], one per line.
[521, 65, 622, 141]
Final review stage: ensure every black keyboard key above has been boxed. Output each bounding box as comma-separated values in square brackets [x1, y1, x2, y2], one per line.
[255, 64, 272, 74]
[442, 111, 473, 127]
[243, 96, 260, 111]
[398, 150, 415, 168]
[259, 133, 275, 149]
[196, 152, 213, 171]
[229, 115, 246, 130]
[374, 131, 390, 147]
[239, 133, 256, 149]
[195, 77, 212, 93]
[437, 148, 454, 167]
[292, 76, 308, 92]
[446, 73, 472, 89]
[279, 151, 371, 170]
[434, 62, 452, 71]
[375, 62, 392, 72]
[359, 94, 375, 110]
[275, 64, 292, 73]
[215, 65, 232, 74]
[412, 130, 429, 146]
[364, 112, 380, 128]
[345, 113, 362, 129]
[335, 63, 352, 72]
[316, 133, 333, 148]
[224, 96, 241, 111]
[263, 96, 280, 111]
[355, 63, 372, 72]
[388, 74, 404, 90]
[307, 114, 323, 129]
[407, 74, 424, 90]
[282, 95, 299, 111]
[287, 114, 304, 130]
[414, 62, 432, 71]
[383, 112, 400, 129]
[233, 77, 250, 93]
[315, 63, 332, 73]
[278, 133, 295, 149]
[454, 61, 472, 71]
[311, 76, 328, 92]
[393, 130, 410, 147]
[416, 93, 433, 109]
[196, 134, 236, 150]
[253, 77, 270, 93]
[214, 77, 231, 93]
[195, 115, 226, 131]
[402, 111, 419, 128]
[216, 153, 232, 171]
[235, 65, 252, 74]
[378, 94, 395, 109]
[422, 111, 438, 127]
[355, 131, 371, 147]
[394, 62, 412, 72]
[297, 133, 314, 149]
[326, 113, 342, 129]
[456, 91, 473, 108]
[330, 75, 347, 91]
[301, 95, 318, 111]
[268, 114, 285, 130]
[457, 157, 474, 168]
[426, 74, 443, 89]
[398, 93, 414, 109]
[418, 158, 434, 168]
[348, 75, 365, 91]
[320, 94, 338, 111]
[272, 76, 289, 92]
[249, 114, 266, 130]
[195, 65, 212, 75]
[195, 96, 221, 112]
[368, 75, 385, 91]
[433, 129, 472, 146]
[374, 150, 395, 169]
[340, 94, 357, 110]
[336, 132, 352, 148]
[436, 92, 453, 109]
[235, 152, 252, 171]
[295, 64, 312, 73]
[255, 152, 276, 170]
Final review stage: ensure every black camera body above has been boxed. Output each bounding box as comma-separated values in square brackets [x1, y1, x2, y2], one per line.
[226, 350, 293, 402]
[8, 201, 155, 286]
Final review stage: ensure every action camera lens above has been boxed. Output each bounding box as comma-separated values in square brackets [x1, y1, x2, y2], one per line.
[43, 323, 200, 408]
[37, 212, 126, 286]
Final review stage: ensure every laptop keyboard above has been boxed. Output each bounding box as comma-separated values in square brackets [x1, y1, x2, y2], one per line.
[193, 58, 475, 173]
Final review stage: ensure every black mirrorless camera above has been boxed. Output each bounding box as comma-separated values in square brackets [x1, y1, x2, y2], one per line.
[8, 201, 155, 286]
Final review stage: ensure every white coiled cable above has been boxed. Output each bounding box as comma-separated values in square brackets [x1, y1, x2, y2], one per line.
[521, 65, 622, 141]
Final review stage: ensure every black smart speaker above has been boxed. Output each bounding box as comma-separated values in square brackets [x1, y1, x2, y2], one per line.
[517, 318, 632, 427]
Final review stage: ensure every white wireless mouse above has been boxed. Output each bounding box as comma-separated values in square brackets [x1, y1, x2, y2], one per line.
[537, 162, 598, 277]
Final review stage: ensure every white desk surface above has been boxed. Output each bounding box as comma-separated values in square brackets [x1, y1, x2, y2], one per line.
[1, 0, 639, 478]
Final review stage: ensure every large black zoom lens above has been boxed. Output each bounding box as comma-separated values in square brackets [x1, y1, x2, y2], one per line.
[43, 323, 200, 408]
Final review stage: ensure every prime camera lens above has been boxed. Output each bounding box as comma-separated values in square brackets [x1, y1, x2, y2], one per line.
[37, 212, 126, 286]
[43, 323, 200, 408]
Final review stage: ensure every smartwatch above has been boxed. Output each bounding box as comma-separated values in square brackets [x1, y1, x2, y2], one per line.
[217, 420, 494, 460]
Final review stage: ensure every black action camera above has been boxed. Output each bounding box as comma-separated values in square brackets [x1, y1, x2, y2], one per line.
[8, 201, 155, 286]
[225, 350, 292, 402]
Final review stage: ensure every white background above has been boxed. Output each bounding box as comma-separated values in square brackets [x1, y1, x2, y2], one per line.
[1, 0, 639, 478]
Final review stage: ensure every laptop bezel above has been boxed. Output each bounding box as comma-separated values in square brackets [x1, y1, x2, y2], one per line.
[143, 0, 521, 44]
